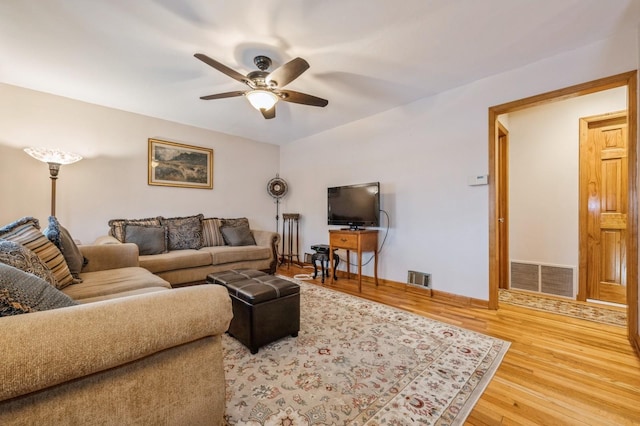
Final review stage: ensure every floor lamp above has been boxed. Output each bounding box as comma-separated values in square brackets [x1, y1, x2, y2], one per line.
[24, 147, 82, 217]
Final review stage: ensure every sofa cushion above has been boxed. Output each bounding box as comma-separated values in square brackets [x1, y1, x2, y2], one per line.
[160, 214, 204, 251]
[0, 217, 74, 289]
[71, 287, 169, 304]
[0, 263, 77, 316]
[43, 216, 86, 282]
[65, 267, 171, 302]
[220, 224, 256, 246]
[124, 224, 168, 255]
[139, 249, 212, 274]
[202, 245, 271, 265]
[202, 218, 225, 247]
[108, 216, 162, 242]
[0, 239, 57, 287]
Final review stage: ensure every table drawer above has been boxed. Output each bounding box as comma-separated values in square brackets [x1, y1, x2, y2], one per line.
[330, 232, 358, 250]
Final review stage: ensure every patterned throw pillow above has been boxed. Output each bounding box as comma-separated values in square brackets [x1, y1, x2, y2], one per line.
[0, 217, 74, 289]
[219, 217, 250, 229]
[202, 218, 225, 247]
[0, 288, 35, 315]
[0, 263, 77, 317]
[0, 239, 58, 287]
[123, 224, 169, 255]
[43, 216, 86, 282]
[108, 217, 162, 242]
[160, 214, 204, 251]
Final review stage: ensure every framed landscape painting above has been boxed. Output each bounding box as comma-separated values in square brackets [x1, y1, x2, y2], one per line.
[148, 139, 213, 189]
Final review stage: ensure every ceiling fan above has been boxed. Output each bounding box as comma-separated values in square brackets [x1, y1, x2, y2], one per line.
[194, 53, 328, 119]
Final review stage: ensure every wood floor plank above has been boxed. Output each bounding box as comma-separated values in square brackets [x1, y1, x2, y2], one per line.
[278, 265, 640, 424]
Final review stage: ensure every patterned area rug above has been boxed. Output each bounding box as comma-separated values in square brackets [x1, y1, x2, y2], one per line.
[223, 279, 510, 425]
[499, 289, 627, 327]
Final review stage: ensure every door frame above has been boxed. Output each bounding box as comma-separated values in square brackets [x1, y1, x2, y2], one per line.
[487, 71, 638, 351]
[497, 122, 509, 289]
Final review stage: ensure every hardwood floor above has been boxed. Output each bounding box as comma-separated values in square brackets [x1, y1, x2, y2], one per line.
[277, 264, 640, 425]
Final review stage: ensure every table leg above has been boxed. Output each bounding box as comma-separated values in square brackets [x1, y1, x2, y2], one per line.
[312, 254, 319, 279]
[358, 250, 362, 292]
[329, 246, 334, 284]
[374, 250, 378, 286]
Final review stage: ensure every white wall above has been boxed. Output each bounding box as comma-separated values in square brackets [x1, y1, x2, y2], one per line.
[0, 84, 280, 244]
[280, 29, 639, 300]
[506, 87, 627, 269]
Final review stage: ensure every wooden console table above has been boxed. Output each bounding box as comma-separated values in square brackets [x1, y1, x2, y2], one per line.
[329, 229, 378, 292]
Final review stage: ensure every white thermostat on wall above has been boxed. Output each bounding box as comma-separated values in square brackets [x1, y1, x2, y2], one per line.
[467, 175, 488, 186]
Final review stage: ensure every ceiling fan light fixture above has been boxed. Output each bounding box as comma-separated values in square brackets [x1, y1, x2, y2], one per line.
[246, 90, 278, 110]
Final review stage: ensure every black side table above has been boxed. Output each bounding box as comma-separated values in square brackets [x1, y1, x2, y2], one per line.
[311, 244, 339, 283]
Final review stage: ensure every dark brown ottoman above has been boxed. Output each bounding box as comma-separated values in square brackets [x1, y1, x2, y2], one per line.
[207, 269, 300, 354]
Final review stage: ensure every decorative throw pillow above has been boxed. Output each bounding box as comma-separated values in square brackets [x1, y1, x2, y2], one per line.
[160, 214, 204, 251]
[219, 217, 250, 229]
[108, 217, 162, 242]
[220, 224, 256, 246]
[0, 288, 35, 316]
[0, 217, 74, 289]
[43, 216, 86, 283]
[202, 218, 225, 247]
[0, 263, 77, 317]
[0, 239, 58, 287]
[124, 224, 168, 255]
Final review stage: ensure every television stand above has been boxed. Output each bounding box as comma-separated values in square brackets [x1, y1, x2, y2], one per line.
[329, 229, 378, 292]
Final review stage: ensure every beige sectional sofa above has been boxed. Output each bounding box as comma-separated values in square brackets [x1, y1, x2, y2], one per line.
[0, 218, 233, 425]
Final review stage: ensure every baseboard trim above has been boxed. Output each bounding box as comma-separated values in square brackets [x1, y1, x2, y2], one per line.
[631, 333, 640, 356]
[333, 269, 489, 309]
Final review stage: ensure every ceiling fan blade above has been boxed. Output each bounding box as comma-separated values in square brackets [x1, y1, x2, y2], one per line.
[194, 53, 250, 86]
[199, 91, 245, 100]
[261, 106, 276, 119]
[279, 90, 328, 107]
[266, 58, 309, 88]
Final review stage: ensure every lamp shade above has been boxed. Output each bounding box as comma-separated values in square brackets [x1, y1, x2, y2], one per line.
[246, 90, 278, 111]
[24, 147, 82, 165]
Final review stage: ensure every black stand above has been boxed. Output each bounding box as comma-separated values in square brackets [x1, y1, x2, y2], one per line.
[311, 244, 339, 283]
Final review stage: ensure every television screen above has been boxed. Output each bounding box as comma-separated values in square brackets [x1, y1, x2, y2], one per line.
[328, 182, 380, 229]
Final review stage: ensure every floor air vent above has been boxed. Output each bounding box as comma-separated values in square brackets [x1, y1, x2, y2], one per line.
[510, 261, 575, 298]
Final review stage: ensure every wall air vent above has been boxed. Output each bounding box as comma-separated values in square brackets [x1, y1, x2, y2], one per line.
[510, 261, 575, 298]
[408, 270, 431, 289]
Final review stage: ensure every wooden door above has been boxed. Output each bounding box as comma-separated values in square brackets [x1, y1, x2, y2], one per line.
[497, 122, 509, 289]
[579, 111, 628, 305]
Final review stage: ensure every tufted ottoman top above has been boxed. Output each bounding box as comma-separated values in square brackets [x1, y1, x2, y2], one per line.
[207, 269, 299, 304]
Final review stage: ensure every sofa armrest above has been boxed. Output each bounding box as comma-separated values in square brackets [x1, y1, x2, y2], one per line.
[79, 243, 140, 272]
[0, 285, 232, 402]
[93, 235, 122, 245]
[252, 229, 280, 248]
[252, 230, 280, 274]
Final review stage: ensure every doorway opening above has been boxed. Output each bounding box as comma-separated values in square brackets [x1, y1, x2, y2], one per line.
[488, 71, 638, 346]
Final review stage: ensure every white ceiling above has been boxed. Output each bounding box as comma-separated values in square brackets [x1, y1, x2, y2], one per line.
[1, 0, 638, 145]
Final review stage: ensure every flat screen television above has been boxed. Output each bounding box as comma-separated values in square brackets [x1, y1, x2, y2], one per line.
[327, 182, 380, 229]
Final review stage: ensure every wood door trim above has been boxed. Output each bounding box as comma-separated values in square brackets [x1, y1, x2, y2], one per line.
[497, 122, 509, 290]
[488, 70, 638, 354]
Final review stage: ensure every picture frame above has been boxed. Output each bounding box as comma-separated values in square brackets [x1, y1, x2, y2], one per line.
[148, 138, 213, 189]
